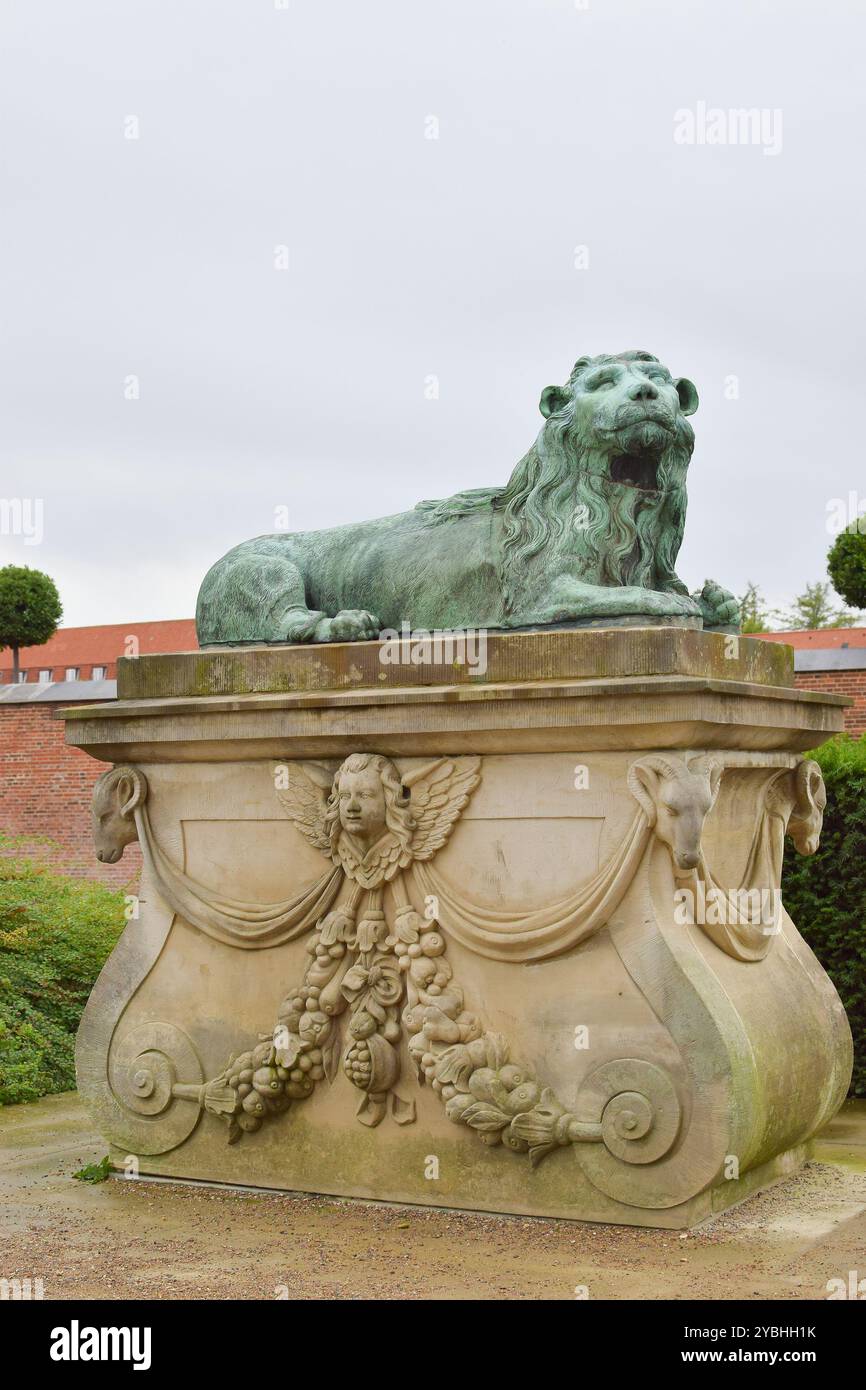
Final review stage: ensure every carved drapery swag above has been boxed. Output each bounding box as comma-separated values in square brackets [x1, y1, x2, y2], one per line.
[139, 802, 342, 949]
[412, 812, 650, 963]
[93, 766, 341, 949]
[689, 759, 826, 962]
[94, 750, 824, 1165]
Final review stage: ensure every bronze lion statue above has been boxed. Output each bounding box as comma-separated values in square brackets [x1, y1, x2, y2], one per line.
[196, 350, 739, 644]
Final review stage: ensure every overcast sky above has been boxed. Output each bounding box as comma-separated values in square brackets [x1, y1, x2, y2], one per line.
[1, 0, 864, 630]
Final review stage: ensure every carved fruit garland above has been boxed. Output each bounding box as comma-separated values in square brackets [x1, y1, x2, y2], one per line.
[389, 875, 589, 1163]
[201, 868, 586, 1165]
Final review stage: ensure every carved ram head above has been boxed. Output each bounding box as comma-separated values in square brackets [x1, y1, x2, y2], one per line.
[786, 759, 826, 856]
[92, 765, 146, 863]
[628, 755, 722, 874]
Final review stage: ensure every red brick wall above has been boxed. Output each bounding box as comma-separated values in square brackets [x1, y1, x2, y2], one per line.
[0, 702, 141, 888]
[794, 670, 866, 737]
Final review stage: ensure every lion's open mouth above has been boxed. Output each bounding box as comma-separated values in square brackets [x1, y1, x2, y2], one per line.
[609, 452, 660, 491]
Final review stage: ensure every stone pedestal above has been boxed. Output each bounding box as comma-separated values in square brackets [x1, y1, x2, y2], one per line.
[64, 628, 852, 1227]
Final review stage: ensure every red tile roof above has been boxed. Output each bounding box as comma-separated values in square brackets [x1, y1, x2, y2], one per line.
[11, 619, 198, 665]
[757, 627, 866, 650]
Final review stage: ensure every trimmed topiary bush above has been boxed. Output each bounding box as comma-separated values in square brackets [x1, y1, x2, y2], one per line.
[0, 842, 126, 1105]
[781, 734, 866, 1097]
[827, 527, 866, 611]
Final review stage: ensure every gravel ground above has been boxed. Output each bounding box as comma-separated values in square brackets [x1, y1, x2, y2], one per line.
[2, 1093, 865, 1301]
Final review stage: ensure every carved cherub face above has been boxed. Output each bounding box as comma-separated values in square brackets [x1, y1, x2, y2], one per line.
[320, 754, 416, 872]
[337, 765, 387, 846]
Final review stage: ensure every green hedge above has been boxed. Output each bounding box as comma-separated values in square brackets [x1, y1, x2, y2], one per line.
[0, 843, 126, 1105]
[781, 734, 866, 1097]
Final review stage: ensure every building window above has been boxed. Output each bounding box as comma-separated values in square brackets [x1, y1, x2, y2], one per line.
[91, 666, 107, 681]
[17, 670, 28, 683]
[65, 667, 79, 681]
[39, 669, 52, 682]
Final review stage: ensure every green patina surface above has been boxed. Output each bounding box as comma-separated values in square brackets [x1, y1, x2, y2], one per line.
[195, 351, 742, 647]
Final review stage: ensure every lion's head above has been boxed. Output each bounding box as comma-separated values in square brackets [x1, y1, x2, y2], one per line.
[418, 351, 699, 615]
[497, 351, 698, 610]
[539, 351, 697, 478]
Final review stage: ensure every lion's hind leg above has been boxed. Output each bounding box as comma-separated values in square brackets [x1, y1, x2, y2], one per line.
[196, 539, 381, 645]
[197, 539, 326, 644]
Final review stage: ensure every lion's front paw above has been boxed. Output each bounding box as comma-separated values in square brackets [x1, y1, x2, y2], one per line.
[693, 579, 740, 631]
[656, 590, 702, 618]
[313, 609, 381, 643]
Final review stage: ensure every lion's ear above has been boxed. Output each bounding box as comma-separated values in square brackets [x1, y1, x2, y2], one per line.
[675, 377, 699, 416]
[539, 384, 570, 419]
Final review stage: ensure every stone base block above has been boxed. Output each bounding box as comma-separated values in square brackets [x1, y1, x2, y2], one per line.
[65, 629, 852, 1226]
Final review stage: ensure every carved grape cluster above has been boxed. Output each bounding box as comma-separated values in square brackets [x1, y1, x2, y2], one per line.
[204, 931, 343, 1141]
[205, 1039, 301, 1143]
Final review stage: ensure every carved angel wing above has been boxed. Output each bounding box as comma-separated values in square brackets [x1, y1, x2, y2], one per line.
[272, 760, 335, 855]
[406, 756, 481, 861]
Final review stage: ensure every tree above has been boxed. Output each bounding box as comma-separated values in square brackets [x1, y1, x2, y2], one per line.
[739, 580, 771, 633]
[827, 528, 866, 612]
[0, 566, 63, 681]
[774, 580, 858, 631]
